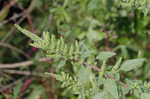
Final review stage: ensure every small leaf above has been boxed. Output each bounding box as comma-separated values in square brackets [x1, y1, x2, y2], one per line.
[112, 57, 122, 71]
[120, 58, 145, 72]
[104, 79, 118, 99]
[140, 93, 150, 99]
[13, 81, 22, 99]
[27, 85, 45, 99]
[97, 51, 116, 61]
[75, 40, 80, 54]
[30, 41, 43, 48]
[69, 45, 74, 57]
[60, 37, 65, 51]
[0, 6, 9, 21]
[43, 31, 50, 41]
[87, 30, 105, 41]
[50, 35, 56, 50]
[56, 39, 61, 52]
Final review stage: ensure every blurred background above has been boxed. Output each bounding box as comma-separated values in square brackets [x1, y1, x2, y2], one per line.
[0, 0, 150, 98]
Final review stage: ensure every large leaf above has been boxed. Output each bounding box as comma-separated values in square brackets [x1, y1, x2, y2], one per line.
[97, 51, 116, 61]
[104, 79, 118, 99]
[120, 58, 145, 72]
[77, 66, 93, 85]
[140, 93, 150, 99]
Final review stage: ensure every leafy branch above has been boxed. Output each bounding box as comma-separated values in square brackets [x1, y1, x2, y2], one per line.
[15, 25, 150, 99]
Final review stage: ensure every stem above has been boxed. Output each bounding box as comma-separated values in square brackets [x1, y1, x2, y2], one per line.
[0, 42, 29, 58]
[0, 58, 52, 69]
[2, 69, 56, 78]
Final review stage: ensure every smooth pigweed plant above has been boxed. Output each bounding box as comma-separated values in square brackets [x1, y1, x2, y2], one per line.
[15, 24, 150, 99]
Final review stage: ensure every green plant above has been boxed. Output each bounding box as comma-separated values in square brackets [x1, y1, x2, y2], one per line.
[15, 24, 150, 99]
[1, 0, 150, 99]
[121, 0, 150, 16]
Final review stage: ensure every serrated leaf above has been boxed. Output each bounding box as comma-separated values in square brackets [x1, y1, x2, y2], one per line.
[120, 58, 145, 72]
[140, 93, 150, 99]
[97, 51, 116, 61]
[15, 24, 42, 42]
[104, 79, 118, 99]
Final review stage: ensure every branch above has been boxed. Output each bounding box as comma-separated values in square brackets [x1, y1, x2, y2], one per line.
[1, 0, 36, 42]
[0, 58, 52, 69]
[2, 69, 56, 78]
[0, 42, 29, 58]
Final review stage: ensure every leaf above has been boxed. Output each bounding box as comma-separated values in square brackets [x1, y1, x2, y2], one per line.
[92, 92, 106, 99]
[120, 58, 145, 72]
[92, 91, 112, 99]
[104, 79, 118, 99]
[13, 81, 22, 99]
[0, 6, 9, 21]
[43, 31, 50, 41]
[15, 24, 42, 41]
[112, 57, 122, 71]
[27, 85, 45, 99]
[88, 0, 101, 11]
[87, 29, 105, 41]
[97, 51, 116, 61]
[77, 66, 93, 85]
[121, 85, 130, 96]
[140, 93, 150, 99]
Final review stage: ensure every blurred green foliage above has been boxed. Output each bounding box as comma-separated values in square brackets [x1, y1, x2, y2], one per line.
[1, 0, 150, 99]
